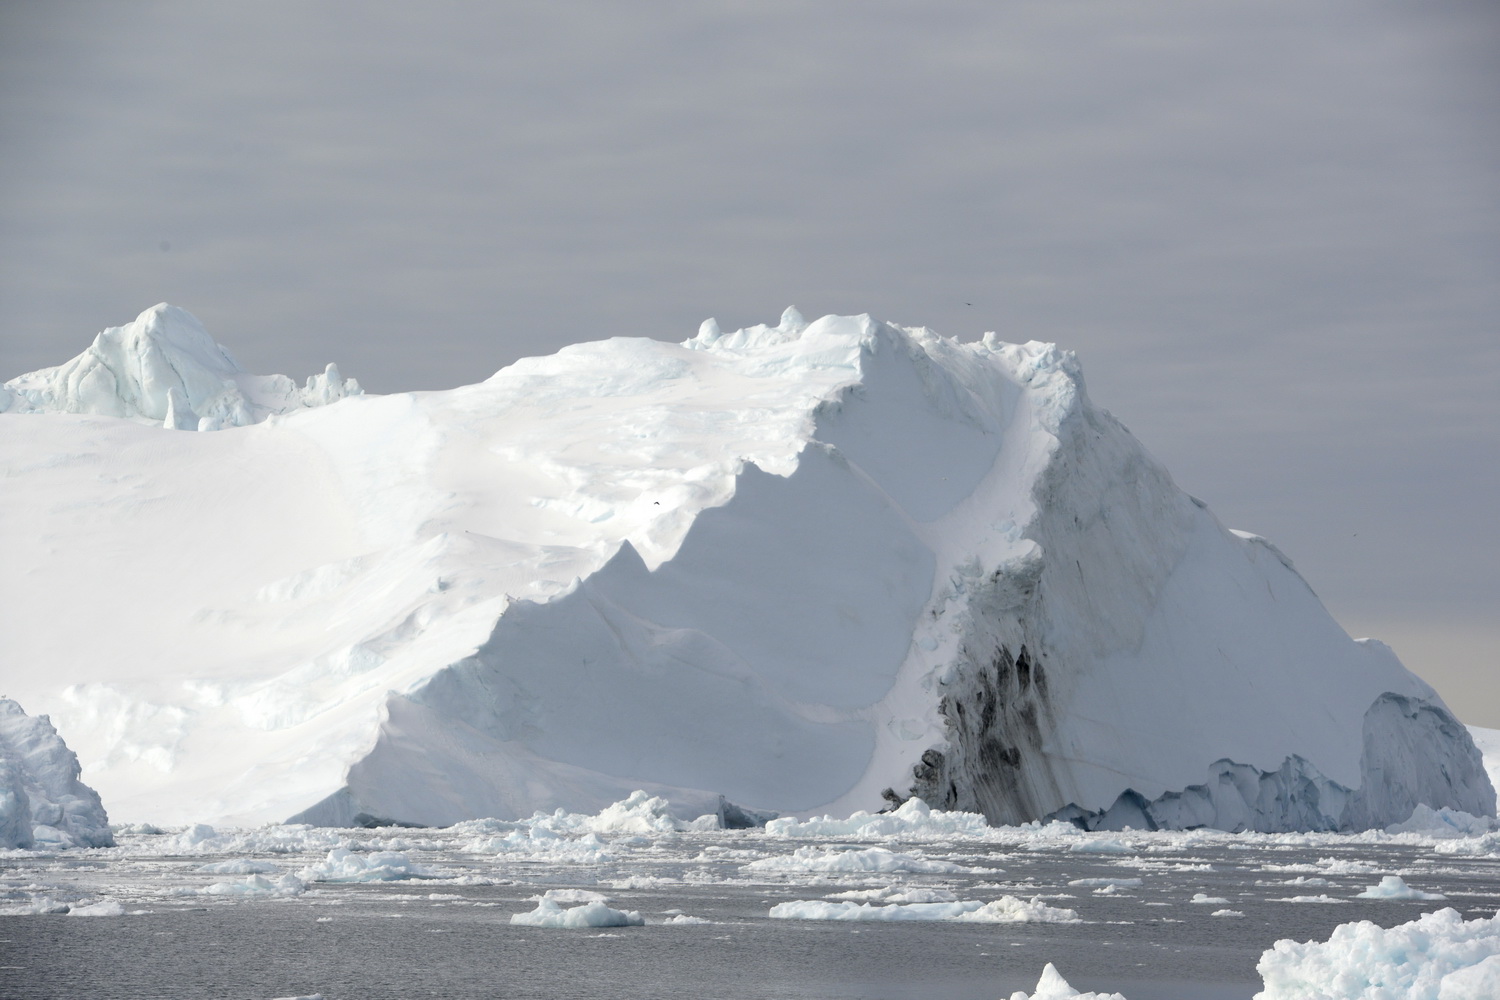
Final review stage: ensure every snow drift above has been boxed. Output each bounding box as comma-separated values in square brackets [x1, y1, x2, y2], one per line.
[0, 700, 112, 849]
[1, 305, 1490, 830]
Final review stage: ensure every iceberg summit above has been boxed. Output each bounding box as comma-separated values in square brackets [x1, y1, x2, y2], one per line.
[2, 304, 1491, 831]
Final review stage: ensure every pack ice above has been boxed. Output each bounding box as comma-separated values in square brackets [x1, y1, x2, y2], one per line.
[1, 305, 1491, 831]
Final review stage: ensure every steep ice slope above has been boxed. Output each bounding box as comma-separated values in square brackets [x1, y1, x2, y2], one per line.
[1, 306, 1489, 829]
[1, 303, 359, 429]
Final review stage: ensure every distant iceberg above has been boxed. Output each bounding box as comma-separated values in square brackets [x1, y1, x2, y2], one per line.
[1, 305, 1490, 831]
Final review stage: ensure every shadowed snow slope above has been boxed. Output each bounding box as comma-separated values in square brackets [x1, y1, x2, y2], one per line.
[1, 306, 1490, 829]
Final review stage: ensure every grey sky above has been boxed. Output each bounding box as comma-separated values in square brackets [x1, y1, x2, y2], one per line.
[3, 2, 1497, 720]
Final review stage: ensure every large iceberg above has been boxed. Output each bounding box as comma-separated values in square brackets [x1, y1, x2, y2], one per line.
[0, 306, 1489, 830]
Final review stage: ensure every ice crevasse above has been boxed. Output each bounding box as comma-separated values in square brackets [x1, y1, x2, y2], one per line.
[0, 304, 1491, 830]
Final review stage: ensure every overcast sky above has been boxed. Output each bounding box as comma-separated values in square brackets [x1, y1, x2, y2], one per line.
[3, 2, 1497, 721]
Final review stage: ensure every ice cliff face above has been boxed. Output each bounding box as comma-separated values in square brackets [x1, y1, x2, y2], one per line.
[1, 303, 359, 429]
[1, 306, 1490, 831]
[0, 700, 113, 849]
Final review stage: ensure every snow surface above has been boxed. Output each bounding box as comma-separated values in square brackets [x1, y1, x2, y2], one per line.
[0, 699, 111, 849]
[1, 305, 1489, 830]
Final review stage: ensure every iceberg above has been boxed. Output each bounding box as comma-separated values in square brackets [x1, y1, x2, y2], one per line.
[0, 699, 112, 849]
[1, 306, 1490, 831]
[0, 303, 359, 429]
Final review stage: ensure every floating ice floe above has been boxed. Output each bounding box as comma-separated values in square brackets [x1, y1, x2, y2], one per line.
[1190, 893, 1230, 904]
[509, 898, 644, 928]
[66, 899, 126, 916]
[1068, 878, 1142, 888]
[744, 845, 973, 874]
[660, 913, 712, 925]
[768, 895, 1078, 923]
[296, 848, 437, 882]
[1005, 963, 1128, 1000]
[761, 798, 994, 840]
[151, 823, 349, 856]
[196, 859, 281, 875]
[1256, 907, 1500, 999]
[196, 874, 306, 897]
[826, 886, 958, 903]
[1354, 875, 1447, 900]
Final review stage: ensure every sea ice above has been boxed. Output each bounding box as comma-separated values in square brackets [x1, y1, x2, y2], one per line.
[509, 898, 644, 928]
[1255, 907, 1500, 999]
[743, 845, 972, 874]
[768, 895, 1078, 923]
[1005, 963, 1129, 1000]
[296, 848, 437, 882]
[1355, 875, 1447, 900]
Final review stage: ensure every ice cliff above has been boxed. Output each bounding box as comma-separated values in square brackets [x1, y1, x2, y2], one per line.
[1, 303, 359, 429]
[1, 306, 1490, 830]
[0, 700, 113, 849]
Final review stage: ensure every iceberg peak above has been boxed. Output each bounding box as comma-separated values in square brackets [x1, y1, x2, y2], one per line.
[2, 303, 362, 430]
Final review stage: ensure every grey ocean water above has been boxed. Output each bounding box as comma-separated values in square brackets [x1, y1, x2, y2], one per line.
[4, 839, 1498, 999]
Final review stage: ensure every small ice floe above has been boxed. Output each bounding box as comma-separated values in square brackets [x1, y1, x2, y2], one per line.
[768, 895, 1079, 924]
[296, 848, 437, 883]
[199, 874, 307, 897]
[0, 893, 130, 915]
[1354, 875, 1447, 900]
[1257, 908, 1500, 999]
[1272, 894, 1346, 904]
[1190, 893, 1229, 905]
[660, 913, 712, 925]
[1068, 839, 1131, 855]
[744, 845, 971, 874]
[268, 994, 325, 1000]
[762, 797, 993, 841]
[66, 899, 126, 917]
[196, 859, 280, 875]
[509, 898, 644, 928]
[1005, 963, 1128, 999]
[1212, 909, 1245, 918]
[826, 886, 958, 903]
[1068, 878, 1142, 888]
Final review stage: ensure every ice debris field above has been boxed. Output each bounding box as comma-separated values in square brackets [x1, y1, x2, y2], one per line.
[5, 790, 1500, 998]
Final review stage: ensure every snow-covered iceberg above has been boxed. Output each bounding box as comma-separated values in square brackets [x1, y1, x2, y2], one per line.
[0, 699, 113, 849]
[1, 306, 1490, 831]
[1, 303, 358, 429]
